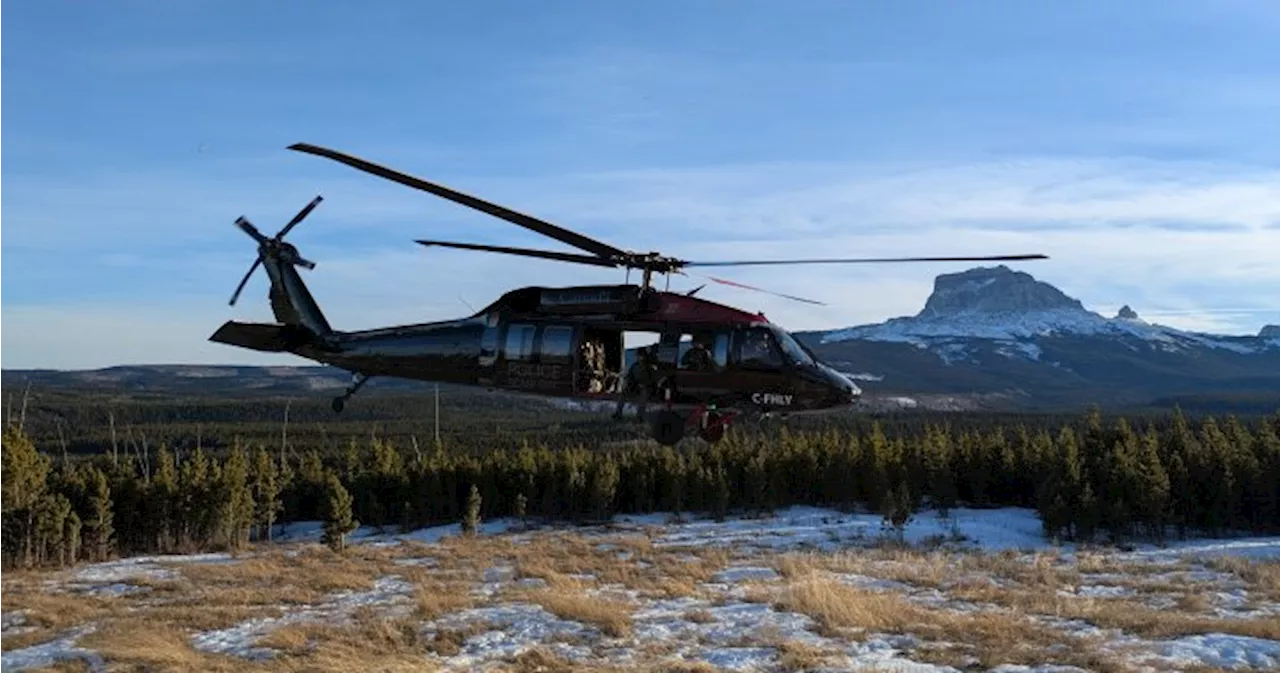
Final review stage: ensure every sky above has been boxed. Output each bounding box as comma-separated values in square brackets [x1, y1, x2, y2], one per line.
[4, 0, 1280, 369]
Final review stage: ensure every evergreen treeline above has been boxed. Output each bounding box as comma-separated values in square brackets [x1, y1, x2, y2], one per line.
[4, 409, 1279, 570]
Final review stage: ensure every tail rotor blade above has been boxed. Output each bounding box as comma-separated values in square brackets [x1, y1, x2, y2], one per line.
[277, 195, 323, 240]
[229, 258, 263, 306]
[235, 217, 270, 245]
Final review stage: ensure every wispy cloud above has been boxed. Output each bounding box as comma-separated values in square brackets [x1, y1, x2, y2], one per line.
[6, 153, 1279, 368]
[6, 0, 1279, 367]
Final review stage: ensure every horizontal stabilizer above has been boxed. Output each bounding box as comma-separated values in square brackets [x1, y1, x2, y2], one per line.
[209, 321, 313, 353]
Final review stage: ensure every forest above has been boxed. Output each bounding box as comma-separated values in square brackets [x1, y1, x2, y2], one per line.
[4, 390, 1279, 570]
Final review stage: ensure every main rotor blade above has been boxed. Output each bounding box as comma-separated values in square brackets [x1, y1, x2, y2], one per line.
[699, 274, 826, 306]
[683, 254, 1049, 267]
[415, 240, 620, 268]
[289, 143, 628, 260]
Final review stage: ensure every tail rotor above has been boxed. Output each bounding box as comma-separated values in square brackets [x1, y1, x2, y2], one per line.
[228, 196, 323, 306]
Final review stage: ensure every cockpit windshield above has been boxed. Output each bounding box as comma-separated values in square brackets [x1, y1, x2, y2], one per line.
[772, 328, 815, 367]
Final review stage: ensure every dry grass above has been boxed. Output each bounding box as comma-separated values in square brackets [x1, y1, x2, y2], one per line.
[262, 613, 446, 672]
[0, 592, 120, 632]
[769, 571, 1126, 671]
[774, 547, 1082, 592]
[175, 547, 385, 596]
[78, 623, 246, 672]
[5, 520, 1279, 673]
[774, 639, 837, 671]
[414, 580, 475, 620]
[1206, 556, 1280, 600]
[522, 587, 634, 638]
[951, 579, 1280, 641]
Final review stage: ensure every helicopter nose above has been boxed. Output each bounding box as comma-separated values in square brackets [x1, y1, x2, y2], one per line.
[836, 378, 861, 405]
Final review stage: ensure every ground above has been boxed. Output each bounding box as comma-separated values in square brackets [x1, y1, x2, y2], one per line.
[3, 507, 1279, 672]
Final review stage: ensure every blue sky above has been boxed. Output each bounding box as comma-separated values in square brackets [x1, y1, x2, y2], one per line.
[5, 0, 1280, 368]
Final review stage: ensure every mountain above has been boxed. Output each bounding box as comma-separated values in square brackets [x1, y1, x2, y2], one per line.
[5, 266, 1277, 413]
[796, 265, 1280, 409]
[0, 365, 440, 398]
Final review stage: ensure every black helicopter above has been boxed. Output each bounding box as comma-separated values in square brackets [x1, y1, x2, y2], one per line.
[210, 143, 1047, 445]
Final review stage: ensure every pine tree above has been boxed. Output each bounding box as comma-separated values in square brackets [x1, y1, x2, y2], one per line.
[711, 464, 731, 522]
[321, 473, 358, 552]
[34, 493, 69, 567]
[84, 468, 115, 562]
[64, 510, 82, 567]
[514, 492, 528, 529]
[881, 480, 914, 542]
[1103, 418, 1140, 541]
[1253, 421, 1280, 534]
[218, 445, 256, 551]
[2, 427, 51, 567]
[1163, 408, 1200, 537]
[1134, 425, 1171, 543]
[251, 446, 282, 542]
[1198, 417, 1236, 535]
[178, 446, 212, 548]
[151, 444, 178, 552]
[588, 460, 619, 522]
[1034, 429, 1070, 540]
[462, 484, 482, 536]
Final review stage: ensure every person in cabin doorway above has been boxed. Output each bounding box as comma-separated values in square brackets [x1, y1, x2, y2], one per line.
[613, 345, 656, 420]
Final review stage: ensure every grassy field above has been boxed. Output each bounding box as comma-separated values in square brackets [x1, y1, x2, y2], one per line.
[4, 506, 1279, 672]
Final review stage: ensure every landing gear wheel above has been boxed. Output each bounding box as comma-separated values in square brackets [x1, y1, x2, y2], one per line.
[699, 412, 726, 444]
[650, 409, 685, 446]
[331, 396, 346, 414]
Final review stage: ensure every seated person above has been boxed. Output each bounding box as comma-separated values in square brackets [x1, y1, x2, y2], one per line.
[680, 334, 717, 372]
[741, 331, 779, 368]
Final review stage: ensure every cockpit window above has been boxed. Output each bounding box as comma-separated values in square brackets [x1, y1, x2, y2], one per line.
[736, 327, 783, 370]
[773, 329, 814, 367]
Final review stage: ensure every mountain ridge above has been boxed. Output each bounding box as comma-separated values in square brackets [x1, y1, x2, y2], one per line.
[798, 265, 1280, 409]
[5, 266, 1277, 412]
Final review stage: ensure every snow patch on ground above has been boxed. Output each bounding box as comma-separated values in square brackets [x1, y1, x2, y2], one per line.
[5, 506, 1280, 672]
[190, 575, 416, 659]
[0, 626, 104, 672]
[1138, 633, 1280, 670]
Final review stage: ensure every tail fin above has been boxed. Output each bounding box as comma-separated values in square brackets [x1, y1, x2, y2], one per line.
[264, 255, 333, 336]
[225, 195, 334, 339]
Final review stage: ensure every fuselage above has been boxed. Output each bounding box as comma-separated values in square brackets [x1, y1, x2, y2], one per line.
[293, 285, 861, 414]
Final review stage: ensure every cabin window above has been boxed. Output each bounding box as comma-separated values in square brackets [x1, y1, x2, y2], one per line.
[539, 325, 575, 364]
[505, 323, 537, 361]
[735, 327, 784, 371]
[677, 331, 729, 371]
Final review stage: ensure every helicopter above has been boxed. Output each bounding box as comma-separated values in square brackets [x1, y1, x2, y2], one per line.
[209, 142, 1048, 446]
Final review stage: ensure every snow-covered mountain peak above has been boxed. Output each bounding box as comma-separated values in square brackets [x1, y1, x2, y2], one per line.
[918, 265, 1086, 318]
[819, 266, 1276, 358]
